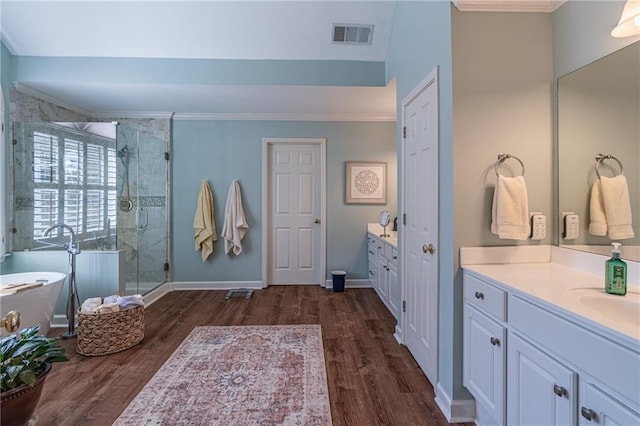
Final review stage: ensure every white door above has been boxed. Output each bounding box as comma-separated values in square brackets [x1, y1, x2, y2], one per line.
[402, 68, 439, 385]
[265, 140, 325, 285]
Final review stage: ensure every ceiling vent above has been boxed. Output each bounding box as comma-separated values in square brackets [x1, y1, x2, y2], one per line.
[332, 24, 374, 45]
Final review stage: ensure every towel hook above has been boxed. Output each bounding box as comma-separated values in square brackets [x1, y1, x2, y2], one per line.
[595, 154, 623, 179]
[494, 153, 525, 177]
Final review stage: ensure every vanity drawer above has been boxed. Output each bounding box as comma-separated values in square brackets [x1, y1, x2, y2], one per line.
[367, 236, 378, 256]
[464, 272, 507, 321]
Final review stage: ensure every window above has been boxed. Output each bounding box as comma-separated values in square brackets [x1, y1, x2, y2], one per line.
[32, 130, 116, 242]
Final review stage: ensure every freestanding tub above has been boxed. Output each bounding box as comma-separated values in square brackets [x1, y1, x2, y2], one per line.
[0, 272, 66, 336]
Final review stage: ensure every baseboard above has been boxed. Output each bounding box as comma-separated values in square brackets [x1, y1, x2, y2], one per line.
[143, 282, 173, 306]
[435, 382, 475, 423]
[171, 281, 264, 291]
[323, 278, 372, 289]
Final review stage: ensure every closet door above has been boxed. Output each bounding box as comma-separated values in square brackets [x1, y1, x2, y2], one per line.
[266, 140, 325, 285]
[402, 68, 439, 386]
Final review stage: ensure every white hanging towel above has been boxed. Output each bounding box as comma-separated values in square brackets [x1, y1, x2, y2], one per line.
[222, 180, 249, 255]
[193, 181, 217, 261]
[600, 175, 634, 240]
[588, 180, 607, 236]
[491, 175, 530, 240]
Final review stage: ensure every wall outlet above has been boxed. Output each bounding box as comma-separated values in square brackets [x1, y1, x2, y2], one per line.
[530, 213, 546, 240]
[563, 212, 580, 240]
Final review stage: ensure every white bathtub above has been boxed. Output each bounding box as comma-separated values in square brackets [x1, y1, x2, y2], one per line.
[0, 272, 66, 336]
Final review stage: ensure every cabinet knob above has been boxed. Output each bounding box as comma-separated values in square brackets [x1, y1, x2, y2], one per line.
[553, 384, 568, 398]
[580, 407, 597, 422]
[474, 291, 484, 300]
[490, 337, 501, 347]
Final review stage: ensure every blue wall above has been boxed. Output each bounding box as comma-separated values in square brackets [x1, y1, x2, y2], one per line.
[171, 120, 396, 283]
[13, 56, 385, 87]
[385, 1, 458, 400]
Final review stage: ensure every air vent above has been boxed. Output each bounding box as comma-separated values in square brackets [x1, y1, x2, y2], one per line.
[332, 24, 374, 45]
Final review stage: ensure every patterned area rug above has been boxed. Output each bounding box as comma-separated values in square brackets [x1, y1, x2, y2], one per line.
[113, 325, 332, 425]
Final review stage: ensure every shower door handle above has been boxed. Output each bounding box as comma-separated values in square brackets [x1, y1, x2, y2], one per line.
[136, 207, 149, 229]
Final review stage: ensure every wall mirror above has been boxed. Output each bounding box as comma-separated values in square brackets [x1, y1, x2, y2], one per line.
[557, 41, 639, 261]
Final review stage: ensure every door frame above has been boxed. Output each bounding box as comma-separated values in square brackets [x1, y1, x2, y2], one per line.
[399, 66, 440, 370]
[261, 138, 327, 287]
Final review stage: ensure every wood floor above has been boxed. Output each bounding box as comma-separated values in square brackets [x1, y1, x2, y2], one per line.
[36, 286, 465, 425]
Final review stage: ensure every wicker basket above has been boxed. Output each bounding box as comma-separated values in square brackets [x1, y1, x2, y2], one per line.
[76, 305, 144, 356]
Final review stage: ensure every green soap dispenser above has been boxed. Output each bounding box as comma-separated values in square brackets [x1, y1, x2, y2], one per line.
[605, 242, 627, 296]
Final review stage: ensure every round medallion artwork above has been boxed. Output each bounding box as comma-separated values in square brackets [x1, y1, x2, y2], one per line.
[354, 169, 380, 196]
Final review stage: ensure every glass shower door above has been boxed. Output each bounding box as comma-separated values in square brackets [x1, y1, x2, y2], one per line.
[116, 125, 169, 295]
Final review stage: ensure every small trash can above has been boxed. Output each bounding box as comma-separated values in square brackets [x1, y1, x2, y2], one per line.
[331, 270, 347, 293]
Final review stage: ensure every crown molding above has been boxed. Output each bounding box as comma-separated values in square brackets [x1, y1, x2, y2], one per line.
[172, 112, 396, 122]
[91, 111, 175, 120]
[452, 0, 567, 13]
[14, 82, 93, 117]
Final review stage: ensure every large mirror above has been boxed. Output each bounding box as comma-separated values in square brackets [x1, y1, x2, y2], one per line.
[558, 41, 639, 261]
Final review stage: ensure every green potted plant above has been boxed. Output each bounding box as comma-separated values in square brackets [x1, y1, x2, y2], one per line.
[1, 324, 69, 426]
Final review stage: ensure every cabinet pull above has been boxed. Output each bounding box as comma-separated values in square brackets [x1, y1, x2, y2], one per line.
[393, 255, 397, 259]
[369, 270, 375, 275]
[369, 250, 375, 254]
[490, 337, 501, 347]
[553, 385, 568, 398]
[580, 407, 597, 422]
[475, 291, 484, 300]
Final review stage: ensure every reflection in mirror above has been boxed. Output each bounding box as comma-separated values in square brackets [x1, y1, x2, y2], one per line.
[379, 210, 390, 237]
[558, 41, 639, 261]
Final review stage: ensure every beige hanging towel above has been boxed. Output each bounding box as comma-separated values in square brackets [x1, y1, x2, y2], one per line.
[600, 175, 635, 240]
[491, 175, 530, 240]
[193, 180, 217, 261]
[222, 180, 249, 256]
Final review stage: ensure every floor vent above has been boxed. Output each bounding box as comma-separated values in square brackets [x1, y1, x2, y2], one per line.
[224, 288, 254, 300]
[332, 24, 374, 45]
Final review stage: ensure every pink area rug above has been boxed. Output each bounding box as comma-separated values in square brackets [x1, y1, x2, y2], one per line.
[113, 325, 332, 425]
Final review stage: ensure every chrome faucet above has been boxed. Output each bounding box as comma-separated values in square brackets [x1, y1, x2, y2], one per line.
[43, 224, 80, 338]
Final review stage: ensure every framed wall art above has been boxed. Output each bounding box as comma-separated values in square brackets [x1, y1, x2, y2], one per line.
[345, 161, 386, 204]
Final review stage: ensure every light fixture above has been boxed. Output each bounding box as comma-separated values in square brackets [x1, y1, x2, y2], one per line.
[611, 0, 640, 38]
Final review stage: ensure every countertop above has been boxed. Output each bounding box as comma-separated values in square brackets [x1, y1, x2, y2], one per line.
[463, 262, 640, 345]
[367, 223, 397, 247]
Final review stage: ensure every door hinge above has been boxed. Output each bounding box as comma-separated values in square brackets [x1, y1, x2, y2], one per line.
[402, 300, 406, 312]
[403, 213, 406, 225]
[163, 262, 170, 272]
[402, 126, 407, 139]
[164, 152, 170, 161]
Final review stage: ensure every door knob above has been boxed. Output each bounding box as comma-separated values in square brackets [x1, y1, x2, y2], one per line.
[422, 244, 435, 254]
[314, 218, 321, 224]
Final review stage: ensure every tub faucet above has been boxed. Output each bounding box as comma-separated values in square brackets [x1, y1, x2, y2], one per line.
[43, 223, 81, 256]
[43, 224, 80, 338]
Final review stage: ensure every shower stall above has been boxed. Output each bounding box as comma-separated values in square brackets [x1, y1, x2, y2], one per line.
[10, 121, 170, 296]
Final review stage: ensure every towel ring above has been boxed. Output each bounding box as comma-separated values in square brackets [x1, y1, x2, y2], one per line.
[494, 153, 525, 177]
[595, 154, 623, 179]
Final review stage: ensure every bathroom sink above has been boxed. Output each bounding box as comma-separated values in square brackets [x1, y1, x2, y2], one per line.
[566, 288, 640, 330]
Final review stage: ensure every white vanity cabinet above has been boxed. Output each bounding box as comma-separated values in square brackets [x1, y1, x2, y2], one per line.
[367, 232, 400, 320]
[463, 268, 640, 426]
[463, 274, 506, 426]
[579, 380, 640, 425]
[507, 331, 576, 426]
[367, 235, 378, 288]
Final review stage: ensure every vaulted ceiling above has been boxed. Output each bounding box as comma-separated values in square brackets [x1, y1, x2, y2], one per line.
[0, 1, 563, 119]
